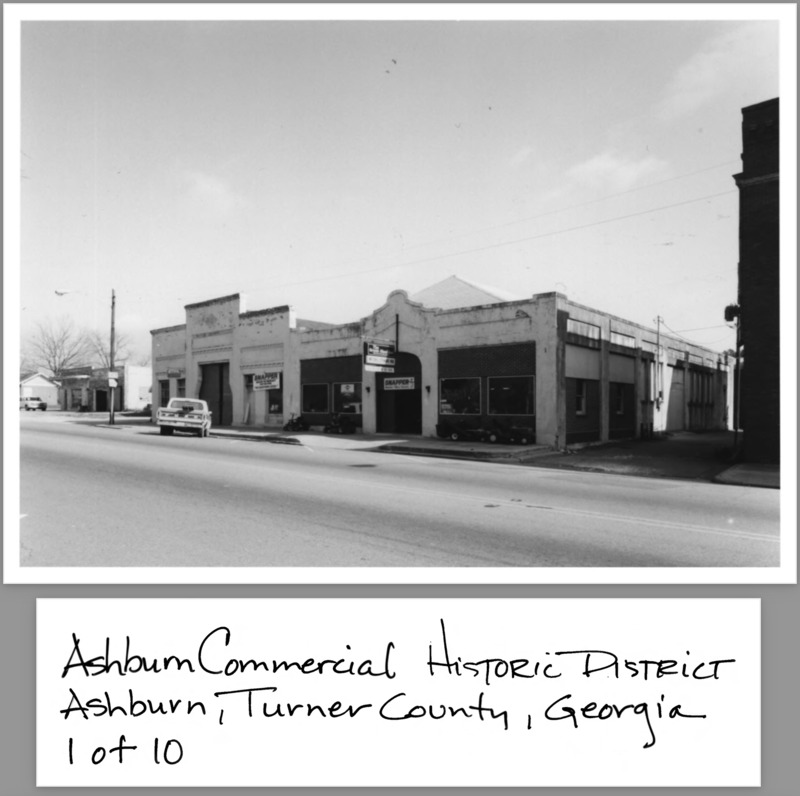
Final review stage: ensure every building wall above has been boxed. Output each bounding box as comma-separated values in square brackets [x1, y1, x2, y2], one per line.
[150, 288, 728, 447]
[19, 374, 60, 407]
[734, 98, 780, 463]
[151, 296, 296, 427]
[122, 365, 152, 410]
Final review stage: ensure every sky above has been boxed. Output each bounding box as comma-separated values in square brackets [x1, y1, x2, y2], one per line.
[9, 5, 792, 364]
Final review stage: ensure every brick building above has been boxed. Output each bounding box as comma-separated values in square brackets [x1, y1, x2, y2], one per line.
[733, 98, 780, 463]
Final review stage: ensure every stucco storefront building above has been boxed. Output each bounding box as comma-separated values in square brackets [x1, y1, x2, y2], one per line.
[151, 278, 729, 447]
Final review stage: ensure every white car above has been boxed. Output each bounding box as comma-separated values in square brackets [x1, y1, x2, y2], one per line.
[20, 396, 47, 411]
[156, 398, 212, 437]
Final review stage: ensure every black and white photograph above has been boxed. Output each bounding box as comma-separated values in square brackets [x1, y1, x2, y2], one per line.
[7, 4, 795, 583]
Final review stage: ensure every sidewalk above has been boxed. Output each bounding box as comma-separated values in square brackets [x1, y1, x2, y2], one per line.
[211, 423, 555, 462]
[62, 412, 779, 488]
[519, 431, 780, 489]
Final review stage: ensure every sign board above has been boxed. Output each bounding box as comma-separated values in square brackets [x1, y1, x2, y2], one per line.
[166, 368, 182, 378]
[364, 341, 395, 357]
[364, 341, 396, 373]
[383, 376, 415, 390]
[365, 355, 396, 366]
[253, 372, 281, 391]
[108, 378, 118, 388]
[107, 371, 119, 379]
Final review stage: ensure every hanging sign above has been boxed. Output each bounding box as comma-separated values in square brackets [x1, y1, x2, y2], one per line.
[365, 355, 396, 366]
[253, 372, 281, 390]
[364, 341, 396, 373]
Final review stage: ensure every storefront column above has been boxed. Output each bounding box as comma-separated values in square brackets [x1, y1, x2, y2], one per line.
[599, 337, 610, 442]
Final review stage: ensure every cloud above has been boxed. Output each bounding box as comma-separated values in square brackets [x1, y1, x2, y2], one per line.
[184, 170, 243, 215]
[509, 146, 534, 167]
[565, 151, 670, 194]
[656, 23, 778, 120]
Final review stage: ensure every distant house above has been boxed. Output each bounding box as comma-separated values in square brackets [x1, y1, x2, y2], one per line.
[732, 98, 780, 463]
[19, 372, 60, 407]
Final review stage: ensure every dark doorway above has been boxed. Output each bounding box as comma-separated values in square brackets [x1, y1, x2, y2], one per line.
[376, 352, 422, 434]
[200, 362, 233, 426]
[96, 390, 108, 412]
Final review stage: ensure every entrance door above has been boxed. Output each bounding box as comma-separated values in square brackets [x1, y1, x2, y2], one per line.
[200, 362, 233, 426]
[376, 353, 422, 434]
[666, 367, 685, 431]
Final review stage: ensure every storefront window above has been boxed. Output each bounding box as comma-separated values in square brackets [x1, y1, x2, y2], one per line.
[302, 383, 329, 413]
[177, 379, 186, 397]
[575, 380, 587, 415]
[268, 389, 283, 414]
[159, 380, 169, 407]
[488, 376, 534, 415]
[439, 377, 481, 415]
[613, 383, 625, 414]
[333, 383, 362, 414]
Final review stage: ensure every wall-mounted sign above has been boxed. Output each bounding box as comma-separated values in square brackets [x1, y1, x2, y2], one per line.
[166, 368, 182, 378]
[254, 372, 281, 390]
[340, 383, 355, 395]
[365, 355, 396, 366]
[383, 377, 415, 391]
[364, 341, 396, 373]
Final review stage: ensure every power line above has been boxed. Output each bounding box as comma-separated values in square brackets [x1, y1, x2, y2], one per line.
[660, 320, 698, 344]
[377, 159, 740, 258]
[183, 160, 740, 302]
[263, 188, 737, 292]
[674, 324, 732, 333]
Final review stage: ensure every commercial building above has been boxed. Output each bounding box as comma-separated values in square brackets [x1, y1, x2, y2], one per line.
[151, 277, 729, 447]
[59, 364, 151, 412]
[732, 97, 780, 463]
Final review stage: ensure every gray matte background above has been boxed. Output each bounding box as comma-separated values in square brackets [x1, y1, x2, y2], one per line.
[2, 583, 798, 793]
[4, 2, 796, 793]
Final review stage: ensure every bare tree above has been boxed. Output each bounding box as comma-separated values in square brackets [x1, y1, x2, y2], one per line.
[84, 329, 132, 369]
[19, 349, 38, 378]
[24, 318, 93, 378]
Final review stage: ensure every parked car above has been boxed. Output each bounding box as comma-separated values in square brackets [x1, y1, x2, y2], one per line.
[20, 396, 47, 411]
[156, 398, 212, 437]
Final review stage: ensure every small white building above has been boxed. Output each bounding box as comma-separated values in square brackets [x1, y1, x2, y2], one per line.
[19, 372, 60, 407]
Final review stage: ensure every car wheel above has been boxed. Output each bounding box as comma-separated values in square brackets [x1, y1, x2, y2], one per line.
[160, 426, 173, 436]
[449, 431, 460, 441]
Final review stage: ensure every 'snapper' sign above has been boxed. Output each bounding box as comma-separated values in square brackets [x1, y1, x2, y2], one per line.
[253, 372, 281, 390]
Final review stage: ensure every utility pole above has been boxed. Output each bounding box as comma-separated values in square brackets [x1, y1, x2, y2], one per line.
[109, 289, 116, 425]
[654, 315, 663, 409]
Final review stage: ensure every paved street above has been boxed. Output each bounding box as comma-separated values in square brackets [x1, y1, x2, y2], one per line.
[19, 414, 780, 568]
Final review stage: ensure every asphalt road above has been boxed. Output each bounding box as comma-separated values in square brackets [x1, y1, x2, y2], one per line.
[19, 415, 780, 568]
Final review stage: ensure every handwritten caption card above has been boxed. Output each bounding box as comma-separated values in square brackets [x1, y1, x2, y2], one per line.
[37, 598, 759, 787]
